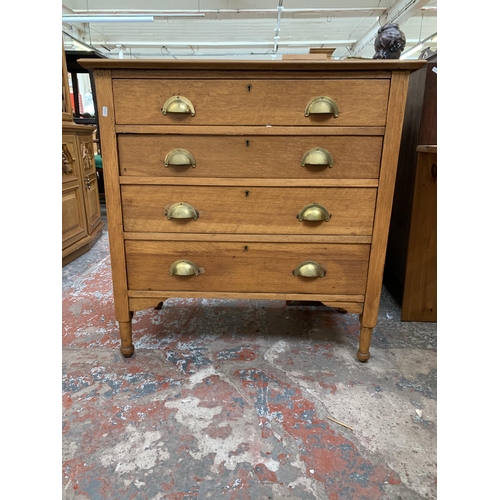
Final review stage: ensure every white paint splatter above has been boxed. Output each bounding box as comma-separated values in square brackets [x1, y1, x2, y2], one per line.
[263, 340, 289, 364]
[100, 424, 169, 474]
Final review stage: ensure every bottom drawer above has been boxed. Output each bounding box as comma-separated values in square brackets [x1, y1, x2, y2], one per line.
[125, 240, 369, 295]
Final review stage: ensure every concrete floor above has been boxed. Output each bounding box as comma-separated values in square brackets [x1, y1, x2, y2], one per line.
[62, 206, 437, 500]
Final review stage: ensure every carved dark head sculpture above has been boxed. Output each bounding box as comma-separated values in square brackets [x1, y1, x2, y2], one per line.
[373, 23, 406, 59]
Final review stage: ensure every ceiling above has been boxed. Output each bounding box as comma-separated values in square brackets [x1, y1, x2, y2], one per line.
[62, 0, 437, 61]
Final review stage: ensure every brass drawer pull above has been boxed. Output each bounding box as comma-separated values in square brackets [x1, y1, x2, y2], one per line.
[169, 260, 199, 276]
[164, 202, 198, 220]
[162, 95, 196, 116]
[164, 148, 196, 168]
[304, 96, 339, 117]
[301, 148, 334, 168]
[293, 261, 325, 278]
[297, 203, 331, 222]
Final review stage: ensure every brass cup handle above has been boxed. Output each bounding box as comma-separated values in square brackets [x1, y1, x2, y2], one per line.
[162, 95, 196, 116]
[297, 203, 331, 222]
[304, 96, 339, 117]
[301, 148, 334, 168]
[293, 261, 325, 278]
[169, 260, 199, 276]
[164, 202, 198, 220]
[164, 148, 196, 168]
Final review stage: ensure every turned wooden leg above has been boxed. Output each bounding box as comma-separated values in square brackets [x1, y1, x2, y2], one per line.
[356, 313, 372, 362]
[119, 313, 135, 358]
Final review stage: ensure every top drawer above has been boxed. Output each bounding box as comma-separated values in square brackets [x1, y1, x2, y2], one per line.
[112, 79, 390, 126]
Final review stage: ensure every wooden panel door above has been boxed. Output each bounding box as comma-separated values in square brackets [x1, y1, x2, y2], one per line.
[62, 135, 87, 250]
[78, 134, 102, 235]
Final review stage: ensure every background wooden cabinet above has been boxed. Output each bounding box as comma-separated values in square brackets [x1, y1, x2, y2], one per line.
[62, 45, 103, 266]
[384, 54, 437, 321]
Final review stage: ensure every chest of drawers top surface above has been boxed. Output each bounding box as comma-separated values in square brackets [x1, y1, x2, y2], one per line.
[80, 58, 425, 362]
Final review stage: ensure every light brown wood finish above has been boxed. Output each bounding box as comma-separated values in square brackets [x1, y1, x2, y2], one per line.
[91, 69, 131, 328]
[128, 296, 364, 315]
[129, 291, 364, 302]
[121, 185, 377, 235]
[112, 79, 390, 126]
[124, 233, 372, 244]
[119, 178, 378, 187]
[116, 125, 385, 136]
[401, 147, 437, 322]
[78, 59, 424, 361]
[125, 240, 369, 294]
[357, 71, 410, 362]
[62, 124, 104, 266]
[62, 135, 88, 249]
[117, 134, 383, 179]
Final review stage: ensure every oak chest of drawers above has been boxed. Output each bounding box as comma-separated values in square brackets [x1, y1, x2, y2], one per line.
[80, 59, 425, 362]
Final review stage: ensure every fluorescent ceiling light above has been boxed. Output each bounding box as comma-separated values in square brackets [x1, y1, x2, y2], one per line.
[62, 15, 154, 23]
[62, 13, 205, 23]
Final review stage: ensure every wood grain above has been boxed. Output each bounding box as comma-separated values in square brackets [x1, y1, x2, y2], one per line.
[92, 69, 131, 323]
[112, 79, 390, 126]
[119, 177, 378, 187]
[401, 149, 437, 322]
[115, 125, 385, 136]
[125, 240, 370, 295]
[117, 134, 383, 179]
[361, 70, 410, 328]
[128, 296, 363, 314]
[123, 233, 372, 244]
[121, 185, 377, 235]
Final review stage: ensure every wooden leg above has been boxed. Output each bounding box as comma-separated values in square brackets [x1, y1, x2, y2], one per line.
[356, 314, 372, 362]
[119, 314, 134, 358]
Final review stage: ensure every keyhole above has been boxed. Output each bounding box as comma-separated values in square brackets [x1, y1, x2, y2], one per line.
[246, 140, 250, 147]
[244, 246, 249, 252]
[247, 84, 252, 92]
[245, 190, 250, 197]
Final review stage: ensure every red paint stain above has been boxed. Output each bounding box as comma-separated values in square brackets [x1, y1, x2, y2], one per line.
[235, 368, 400, 499]
[176, 434, 196, 454]
[204, 422, 232, 439]
[317, 379, 338, 393]
[387, 471, 401, 485]
[189, 375, 246, 420]
[254, 463, 278, 482]
[62, 393, 73, 410]
[228, 468, 253, 500]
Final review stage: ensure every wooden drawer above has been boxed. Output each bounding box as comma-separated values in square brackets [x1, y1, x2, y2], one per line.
[117, 134, 383, 179]
[121, 185, 377, 235]
[125, 240, 369, 295]
[112, 79, 390, 126]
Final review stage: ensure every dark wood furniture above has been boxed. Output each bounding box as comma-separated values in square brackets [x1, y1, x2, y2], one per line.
[384, 55, 437, 321]
[400, 145, 437, 321]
